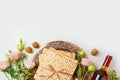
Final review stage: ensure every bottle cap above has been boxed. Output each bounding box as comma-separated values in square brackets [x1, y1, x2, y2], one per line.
[103, 55, 112, 67]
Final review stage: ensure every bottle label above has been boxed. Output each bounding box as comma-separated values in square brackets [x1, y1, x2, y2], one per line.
[95, 74, 100, 80]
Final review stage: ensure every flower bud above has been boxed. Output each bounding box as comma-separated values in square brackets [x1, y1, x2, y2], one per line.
[88, 65, 96, 72]
[17, 43, 24, 51]
[77, 49, 84, 56]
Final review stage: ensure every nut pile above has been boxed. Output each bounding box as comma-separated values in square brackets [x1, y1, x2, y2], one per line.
[25, 41, 40, 53]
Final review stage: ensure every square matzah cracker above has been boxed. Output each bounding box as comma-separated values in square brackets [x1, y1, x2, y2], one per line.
[34, 48, 78, 80]
[49, 47, 76, 59]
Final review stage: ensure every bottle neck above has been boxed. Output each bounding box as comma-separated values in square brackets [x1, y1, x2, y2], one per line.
[101, 55, 112, 72]
[101, 66, 109, 71]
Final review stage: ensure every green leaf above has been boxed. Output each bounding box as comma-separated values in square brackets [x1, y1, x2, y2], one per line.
[20, 53, 25, 61]
[6, 67, 16, 78]
[77, 67, 82, 78]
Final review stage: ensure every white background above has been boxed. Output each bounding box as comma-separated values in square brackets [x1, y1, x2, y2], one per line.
[0, 0, 120, 80]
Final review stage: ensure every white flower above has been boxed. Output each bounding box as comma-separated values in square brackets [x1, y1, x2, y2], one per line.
[81, 58, 92, 66]
[24, 60, 35, 69]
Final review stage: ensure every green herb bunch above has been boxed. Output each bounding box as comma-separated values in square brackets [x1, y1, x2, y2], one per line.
[108, 69, 120, 80]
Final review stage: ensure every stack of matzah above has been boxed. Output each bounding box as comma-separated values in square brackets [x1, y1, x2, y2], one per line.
[34, 48, 78, 80]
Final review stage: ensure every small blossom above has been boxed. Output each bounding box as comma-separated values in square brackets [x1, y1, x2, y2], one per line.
[77, 49, 84, 56]
[88, 65, 96, 71]
[24, 60, 35, 69]
[0, 60, 10, 70]
[17, 43, 24, 51]
[9, 51, 20, 60]
[17, 38, 24, 51]
[81, 58, 92, 66]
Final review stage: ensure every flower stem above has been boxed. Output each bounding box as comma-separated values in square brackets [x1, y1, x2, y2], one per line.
[83, 71, 89, 80]
[82, 66, 85, 76]
[4, 72, 11, 80]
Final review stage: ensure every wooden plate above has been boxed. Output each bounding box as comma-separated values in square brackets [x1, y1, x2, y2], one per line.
[29, 41, 90, 80]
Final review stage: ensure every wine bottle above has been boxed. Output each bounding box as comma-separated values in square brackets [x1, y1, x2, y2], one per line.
[91, 55, 112, 80]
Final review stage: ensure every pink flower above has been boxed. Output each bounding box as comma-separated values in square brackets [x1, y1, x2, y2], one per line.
[24, 60, 35, 69]
[81, 58, 92, 66]
[9, 51, 20, 60]
[0, 60, 10, 70]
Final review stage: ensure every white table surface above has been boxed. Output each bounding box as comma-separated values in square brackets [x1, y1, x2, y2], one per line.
[0, 1, 120, 80]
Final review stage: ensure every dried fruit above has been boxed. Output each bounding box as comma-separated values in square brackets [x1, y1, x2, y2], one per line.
[32, 41, 39, 48]
[91, 49, 98, 56]
[25, 47, 32, 53]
